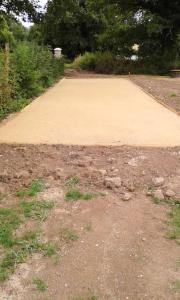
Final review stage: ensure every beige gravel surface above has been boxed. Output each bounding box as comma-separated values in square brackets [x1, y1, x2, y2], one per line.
[0, 78, 180, 146]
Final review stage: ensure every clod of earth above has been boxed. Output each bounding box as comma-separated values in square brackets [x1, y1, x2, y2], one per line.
[152, 177, 165, 187]
[104, 177, 122, 189]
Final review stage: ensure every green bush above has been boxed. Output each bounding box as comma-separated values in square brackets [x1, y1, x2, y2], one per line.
[95, 52, 115, 74]
[0, 41, 64, 120]
[70, 51, 169, 75]
[70, 52, 96, 70]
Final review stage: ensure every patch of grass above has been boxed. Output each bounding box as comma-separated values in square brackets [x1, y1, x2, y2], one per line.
[0, 192, 7, 201]
[16, 179, 44, 198]
[73, 296, 98, 300]
[167, 204, 180, 243]
[65, 188, 97, 201]
[0, 230, 57, 281]
[33, 277, 48, 291]
[84, 223, 92, 231]
[171, 280, 180, 293]
[170, 93, 177, 97]
[20, 199, 54, 221]
[65, 176, 80, 187]
[152, 196, 162, 204]
[0, 208, 21, 248]
[60, 228, 78, 242]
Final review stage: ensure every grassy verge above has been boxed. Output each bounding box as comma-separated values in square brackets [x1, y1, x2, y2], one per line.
[0, 179, 56, 281]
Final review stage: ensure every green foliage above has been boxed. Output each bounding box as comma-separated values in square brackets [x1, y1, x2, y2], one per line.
[167, 204, 180, 243]
[95, 52, 115, 74]
[65, 176, 80, 187]
[70, 53, 96, 70]
[33, 277, 48, 291]
[65, 188, 96, 201]
[20, 199, 54, 221]
[41, 0, 105, 58]
[0, 98, 29, 120]
[10, 42, 64, 99]
[16, 179, 44, 198]
[0, 231, 57, 281]
[73, 296, 98, 300]
[59, 228, 78, 242]
[0, 208, 21, 248]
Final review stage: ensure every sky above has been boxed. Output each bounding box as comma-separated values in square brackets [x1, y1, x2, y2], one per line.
[22, 0, 48, 27]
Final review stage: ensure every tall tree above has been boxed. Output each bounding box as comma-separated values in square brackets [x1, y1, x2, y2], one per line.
[41, 0, 105, 58]
[0, 0, 40, 20]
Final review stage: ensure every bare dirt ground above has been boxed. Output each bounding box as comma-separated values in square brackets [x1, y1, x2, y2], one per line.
[131, 75, 180, 115]
[0, 144, 180, 300]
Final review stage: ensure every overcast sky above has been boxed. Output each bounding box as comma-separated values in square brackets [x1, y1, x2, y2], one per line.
[22, 0, 48, 27]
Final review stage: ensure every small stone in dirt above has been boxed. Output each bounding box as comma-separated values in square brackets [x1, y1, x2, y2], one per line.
[153, 189, 164, 200]
[0, 171, 11, 183]
[107, 157, 116, 163]
[53, 168, 63, 180]
[127, 185, 135, 192]
[14, 170, 29, 179]
[152, 177, 165, 187]
[165, 189, 176, 198]
[122, 192, 132, 201]
[99, 169, 107, 176]
[104, 177, 122, 189]
[128, 158, 138, 167]
[69, 151, 80, 158]
[146, 190, 152, 196]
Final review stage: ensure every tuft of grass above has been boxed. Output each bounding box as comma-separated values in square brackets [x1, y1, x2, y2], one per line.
[171, 280, 180, 293]
[65, 188, 96, 201]
[16, 179, 44, 198]
[170, 93, 177, 97]
[65, 176, 80, 187]
[167, 204, 180, 243]
[0, 208, 21, 248]
[84, 223, 92, 231]
[33, 277, 48, 291]
[152, 196, 162, 204]
[59, 228, 78, 242]
[0, 230, 57, 281]
[0, 192, 7, 201]
[73, 296, 98, 300]
[20, 199, 54, 221]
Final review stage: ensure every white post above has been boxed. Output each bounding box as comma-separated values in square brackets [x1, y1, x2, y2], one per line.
[54, 48, 62, 58]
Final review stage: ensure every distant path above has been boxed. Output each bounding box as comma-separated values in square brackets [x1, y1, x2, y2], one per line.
[0, 78, 180, 146]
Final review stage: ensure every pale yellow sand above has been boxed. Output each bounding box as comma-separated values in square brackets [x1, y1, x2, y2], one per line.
[0, 78, 180, 146]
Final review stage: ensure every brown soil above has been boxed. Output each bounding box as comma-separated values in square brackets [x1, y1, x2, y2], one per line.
[0, 144, 180, 300]
[131, 75, 180, 115]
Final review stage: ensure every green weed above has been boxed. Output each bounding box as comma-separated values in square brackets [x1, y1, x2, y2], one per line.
[152, 196, 162, 204]
[65, 188, 96, 201]
[170, 93, 177, 97]
[73, 296, 98, 300]
[60, 228, 78, 242]
[171, 280, 180, 293]
[0, 230, 57, 281]
[0, 208, 21, 248]
[20, 199, 54, 221]
[65, 176, 80, 187]
[16, 179, 44, 198]
[0, 192, 7, 201]
[33, 277, 48, 291]
[84, 223, 92, 231]
[167, 204, 180, 243]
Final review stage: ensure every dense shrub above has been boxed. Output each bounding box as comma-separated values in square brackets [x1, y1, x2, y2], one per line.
[95, 52, 115, 74]
[69, 52, 96, 70]
[0, 41, 64, 120]
[70, 51, 170, 75]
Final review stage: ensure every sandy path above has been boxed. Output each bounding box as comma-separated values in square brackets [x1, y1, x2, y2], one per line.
[0, 78, 180, 146]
